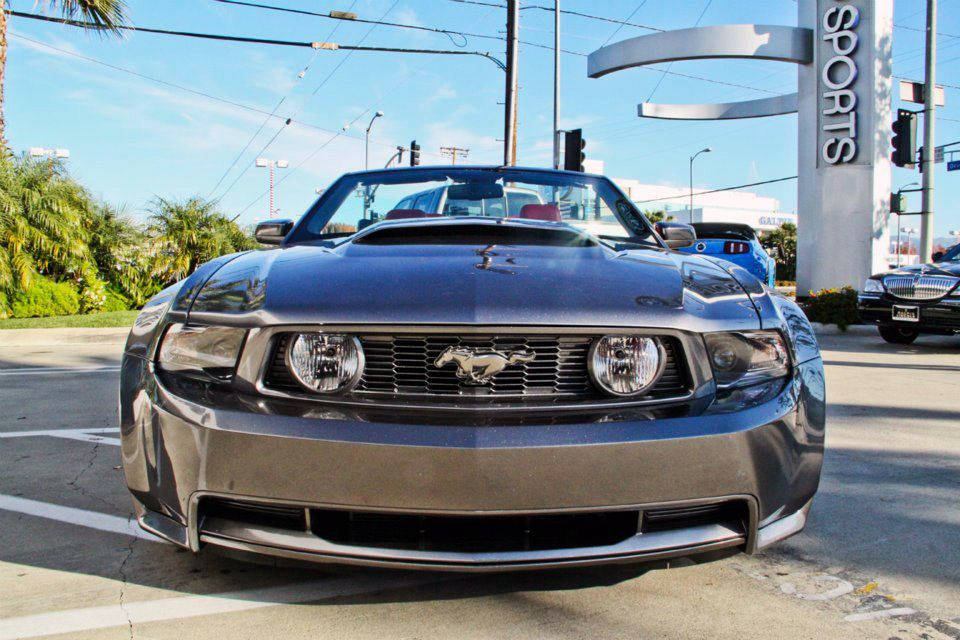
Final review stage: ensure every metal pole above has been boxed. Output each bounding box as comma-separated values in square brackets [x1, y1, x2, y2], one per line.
[552, 0, 560, 170]
[897, 216, 902, 268]
[269, 162, 275, 218]
[689, 156, 694, 224]
[504, 0, 519, 166]
[365, 130, 369, 171]
[920, 0, 937, 262]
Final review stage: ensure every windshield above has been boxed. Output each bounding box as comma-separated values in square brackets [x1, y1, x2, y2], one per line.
[287, 168, 657, 246]
[941, 244, 960, 262]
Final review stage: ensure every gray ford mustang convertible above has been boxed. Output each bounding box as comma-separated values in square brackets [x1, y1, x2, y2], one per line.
[120, 166, 825, 571]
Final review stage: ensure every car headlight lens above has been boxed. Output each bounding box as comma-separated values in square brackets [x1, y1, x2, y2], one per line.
[862, 278, 884, 293]
[157, 323, 247, 381]
[589, 335, 664, 396]
[286, 333, 364, 393]
[703, 331, 790, 389]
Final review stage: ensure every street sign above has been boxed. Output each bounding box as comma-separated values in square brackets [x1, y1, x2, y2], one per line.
[948, 160, 960, 172]
[899, 80, 946, 107]
[935, 146, 945, 164]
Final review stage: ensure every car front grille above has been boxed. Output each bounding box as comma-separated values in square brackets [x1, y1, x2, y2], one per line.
[883, 275, 959, 300]
[263, 333, 690, 404]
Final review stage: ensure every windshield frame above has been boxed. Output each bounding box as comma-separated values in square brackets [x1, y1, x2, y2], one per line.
[283, 166, 662, 248]
[941, 244, 960, 262]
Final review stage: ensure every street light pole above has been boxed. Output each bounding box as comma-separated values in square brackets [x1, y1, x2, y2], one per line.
[552, 0, 560, 170]
[689, 148, 712, 224]
[255, 158, 288, 218]
[365, 111, 384, 171]
[919, 0, 937, 262]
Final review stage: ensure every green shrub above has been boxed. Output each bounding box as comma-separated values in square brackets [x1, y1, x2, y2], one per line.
[102, 287, 132, 312]
[803, 286, 860, 330]
[0, 290, 8, 319]
[9, 277, 81, 318]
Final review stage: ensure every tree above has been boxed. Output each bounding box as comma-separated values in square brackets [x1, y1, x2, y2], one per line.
[0, 153, 95, 291]
[1, 0, 128, 141]
[762, 222, 797, 282]
[148, 196, 256, 285]
[643, 209, 675, 223]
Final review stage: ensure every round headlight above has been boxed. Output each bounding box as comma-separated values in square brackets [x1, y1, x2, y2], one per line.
[589, 335, 664, 397]
[286, 333, 364, 393]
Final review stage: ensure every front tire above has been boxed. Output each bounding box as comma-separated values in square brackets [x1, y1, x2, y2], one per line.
[878, 324, 920, 344]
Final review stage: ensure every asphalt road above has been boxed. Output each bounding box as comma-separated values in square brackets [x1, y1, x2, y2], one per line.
[1, 328, 959, 640]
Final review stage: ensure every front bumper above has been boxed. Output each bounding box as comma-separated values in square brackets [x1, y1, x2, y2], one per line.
[859, 294, 960, 333]
[121, 356, 825, 571]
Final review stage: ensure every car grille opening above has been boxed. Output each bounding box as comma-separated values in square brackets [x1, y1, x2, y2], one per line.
[309, 509, 641, 552]
[263, 333, 690, 404]
[200, 498, 306, 531]
[641, 502, 747, 534]
[198, 497, 750, 555]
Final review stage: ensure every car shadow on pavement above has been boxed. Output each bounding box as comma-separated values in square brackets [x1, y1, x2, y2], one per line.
[817, 332, 960, 355]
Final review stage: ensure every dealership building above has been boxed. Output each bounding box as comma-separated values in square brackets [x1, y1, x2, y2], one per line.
[613, 178, 798, 233]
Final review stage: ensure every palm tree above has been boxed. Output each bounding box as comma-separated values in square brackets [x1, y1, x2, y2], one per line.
[148, 196, 255, 284]
[0, 153, 94, 291]
[1, 0, 128, 141]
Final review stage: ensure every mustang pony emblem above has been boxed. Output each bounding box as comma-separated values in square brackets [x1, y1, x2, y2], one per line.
[434, 347, 535, 385]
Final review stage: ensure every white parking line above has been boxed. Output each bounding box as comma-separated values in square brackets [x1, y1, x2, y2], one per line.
[0, 366, 121, 376]
[0, 427, 121, 446]
[0, 574, 439, 639]
[0, 494, 158, 541]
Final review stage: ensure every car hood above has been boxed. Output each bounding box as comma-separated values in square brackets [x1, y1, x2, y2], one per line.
[184, 242, 764, 332]
[881, 261, 960, 278]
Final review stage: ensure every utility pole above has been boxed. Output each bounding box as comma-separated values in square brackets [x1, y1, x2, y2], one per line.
[919, 0, 937, 262]
[255, 158, 288, 218]
[440, 146, 470, 165]
[365, 111, 384, 171]
[503, 0, 519, 166]
[689, 148, 712, 224]
[552, 0, 560, 170]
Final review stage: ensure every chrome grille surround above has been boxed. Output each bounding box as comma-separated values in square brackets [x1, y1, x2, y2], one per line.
[261, 331, 691, 407]
[883, 275, 959, 301]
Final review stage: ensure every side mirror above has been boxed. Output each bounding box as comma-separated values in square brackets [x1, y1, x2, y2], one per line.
[655, 222, 697, 249]
[932, 251, 945, 262]
[255, 219, 294, 245]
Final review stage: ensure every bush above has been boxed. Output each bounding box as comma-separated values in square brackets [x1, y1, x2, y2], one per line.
[803, 286, 860, 330]
[0, 290, 8, 319]
[9, 277, 81, 318]
[102, 287, 132, 312]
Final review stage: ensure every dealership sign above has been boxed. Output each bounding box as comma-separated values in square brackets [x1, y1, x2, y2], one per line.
[820, 3, 861, 164]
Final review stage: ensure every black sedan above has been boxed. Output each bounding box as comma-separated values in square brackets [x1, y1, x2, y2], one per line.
[120, 166, 825, 572]
[859, 244, 960, 344]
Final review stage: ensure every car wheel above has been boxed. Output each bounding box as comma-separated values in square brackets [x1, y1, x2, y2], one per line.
[878, 324, 920, 344]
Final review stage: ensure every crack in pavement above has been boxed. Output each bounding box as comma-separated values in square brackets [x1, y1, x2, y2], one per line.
[118, 526, 138, 640]
[67, 441, 117, 513]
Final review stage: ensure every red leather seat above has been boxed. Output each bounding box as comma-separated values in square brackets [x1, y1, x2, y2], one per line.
[385, 209, 438, 220]
[518, 204, 561, 222]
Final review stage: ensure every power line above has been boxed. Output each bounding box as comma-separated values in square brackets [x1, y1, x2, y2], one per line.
[7, 32, 431, 155]
[6, 10, 506, 69]
[644, 0, 713, 102]
[631, 176, 798, 205]
[445, 0, 664, 32]
[208, 0, 358, 198]
[601, 0, 650, 47]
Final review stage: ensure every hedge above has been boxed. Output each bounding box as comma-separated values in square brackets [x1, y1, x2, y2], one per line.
[9, 277, 81, 318]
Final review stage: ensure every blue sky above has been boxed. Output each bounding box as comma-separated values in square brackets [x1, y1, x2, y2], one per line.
[6, 0, 960, 238]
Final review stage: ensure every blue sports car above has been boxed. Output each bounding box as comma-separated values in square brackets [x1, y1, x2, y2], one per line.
[680, 223, 776, 287]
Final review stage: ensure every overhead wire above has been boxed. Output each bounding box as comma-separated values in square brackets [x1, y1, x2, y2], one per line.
[631, 176, 798, 205]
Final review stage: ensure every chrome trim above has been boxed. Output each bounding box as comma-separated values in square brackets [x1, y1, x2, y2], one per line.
[883, 275, 959, 300]
[754, 500, 811, 550]
[587, 335, 668, 398]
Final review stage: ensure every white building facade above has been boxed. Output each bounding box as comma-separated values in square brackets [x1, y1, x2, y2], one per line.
[612, 178, 797, 233]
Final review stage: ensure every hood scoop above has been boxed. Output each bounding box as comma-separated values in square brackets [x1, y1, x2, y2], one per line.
[353, 222, 596, 247]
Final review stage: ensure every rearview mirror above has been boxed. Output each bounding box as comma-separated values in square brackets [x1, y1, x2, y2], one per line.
[255, 219, 294, 245]
[655, 222, 697, 249]
[932, 251, 945, 262]
[447, 182, 505, 201]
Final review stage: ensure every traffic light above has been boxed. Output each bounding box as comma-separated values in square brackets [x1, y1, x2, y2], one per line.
[891, 192, 907, 214]
[891, 109, 917, 168]
[410, 140, 421, 167]
[563, 129, 586, 172]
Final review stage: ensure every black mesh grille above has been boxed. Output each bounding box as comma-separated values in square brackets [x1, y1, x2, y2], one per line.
[264, 333, 690, 403]
[310, 509, 640, 552]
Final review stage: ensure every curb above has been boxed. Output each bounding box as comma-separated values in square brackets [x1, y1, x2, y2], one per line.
[0, 327, 130, 347]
